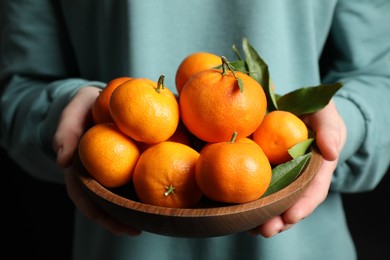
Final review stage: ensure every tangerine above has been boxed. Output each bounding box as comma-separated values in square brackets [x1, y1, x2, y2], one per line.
[92, 76, 133, 124]
[136, 121, 192, 153]
[132, 141, 202, 208]
[175, 52, 221, 94]
[110, 75, 180, 144]
[78, 123, 140, 188]
[252, 110, 309, 165]
[195, 133, 272, 204]
[166, 121, 192, 146]
[179, 59, 267, 143]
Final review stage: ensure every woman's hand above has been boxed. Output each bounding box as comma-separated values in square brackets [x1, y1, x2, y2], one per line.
[248, 100, 347, 237]
[53, 86, 141, 236]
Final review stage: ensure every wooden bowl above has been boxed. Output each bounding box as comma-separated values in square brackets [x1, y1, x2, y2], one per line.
[77, 146, 322, 238]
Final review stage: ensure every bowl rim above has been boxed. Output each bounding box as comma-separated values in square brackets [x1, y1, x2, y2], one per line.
[77, 145, 322, 218]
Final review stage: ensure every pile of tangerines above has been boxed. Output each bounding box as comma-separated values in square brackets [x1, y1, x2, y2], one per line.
[78, 51, 311, 208]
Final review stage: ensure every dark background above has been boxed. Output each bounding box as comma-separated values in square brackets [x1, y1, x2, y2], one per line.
[3, 147, 389, 260]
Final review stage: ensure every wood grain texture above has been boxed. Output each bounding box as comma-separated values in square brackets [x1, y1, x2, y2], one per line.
[77, 146, 322, 238]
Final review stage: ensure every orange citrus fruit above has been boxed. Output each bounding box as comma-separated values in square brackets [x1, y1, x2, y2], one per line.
[179, 65, 267, 143]
[195, 133, 272, 204]
[109, 75, 180, 144]
[92, 76, 133, 124]
[166, 121, 192, 146]
[175, 52, 221, 94]
[78, 123, 140, 188]
[136, 121, 192, 152]
[132, 141, 202, 208]
[252, 110, 309, 165]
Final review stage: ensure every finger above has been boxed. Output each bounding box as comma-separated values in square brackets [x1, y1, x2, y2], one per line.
[282, 159, 335, 224]
[248, 159, 336, 237]
[302, 101, 346, 161]
[247, 216, 285, 238]
[53, 87, 100, 168]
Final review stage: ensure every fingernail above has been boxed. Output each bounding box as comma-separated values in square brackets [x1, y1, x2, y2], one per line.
[280, 224, 293, 233]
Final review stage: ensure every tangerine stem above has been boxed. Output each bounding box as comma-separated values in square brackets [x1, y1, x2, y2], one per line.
[230, 132, 238, 143]
[221, 56, 228, 75]
[221, 56, 238, 78]
[221, 56, 244, 93]
[164, 185, 175, 196]
[156, 74, 165, 93]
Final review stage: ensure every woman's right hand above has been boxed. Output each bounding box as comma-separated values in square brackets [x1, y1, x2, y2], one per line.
[53, 86, 142, 236]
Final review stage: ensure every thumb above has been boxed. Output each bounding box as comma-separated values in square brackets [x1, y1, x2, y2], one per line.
[302, 100, 346, 161]
[53, 87, 101, 168]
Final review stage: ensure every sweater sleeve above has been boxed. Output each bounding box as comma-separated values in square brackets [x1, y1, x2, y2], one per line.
[322, 0, 390, 192]
[0, 1, 105, 183]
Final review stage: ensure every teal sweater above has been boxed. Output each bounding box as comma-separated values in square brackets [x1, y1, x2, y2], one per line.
[1, 1, 390, 259]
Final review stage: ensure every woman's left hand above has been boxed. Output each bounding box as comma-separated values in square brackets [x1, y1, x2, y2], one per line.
[248, 100, 347, 237]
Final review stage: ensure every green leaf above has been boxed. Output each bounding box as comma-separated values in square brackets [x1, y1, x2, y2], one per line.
[277, 82, 343, 116]
[241, 38, 278, 111]
[262, 153, 312, 197]
[231, 44, 244, 61]
[214, 60, 247, 72]
[229, 60, 247, 72]
[267, 79, 278, 112]
[242, 38, 268, 85]
[237, 78, 244, 93]
[288, 138, 314, 159]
